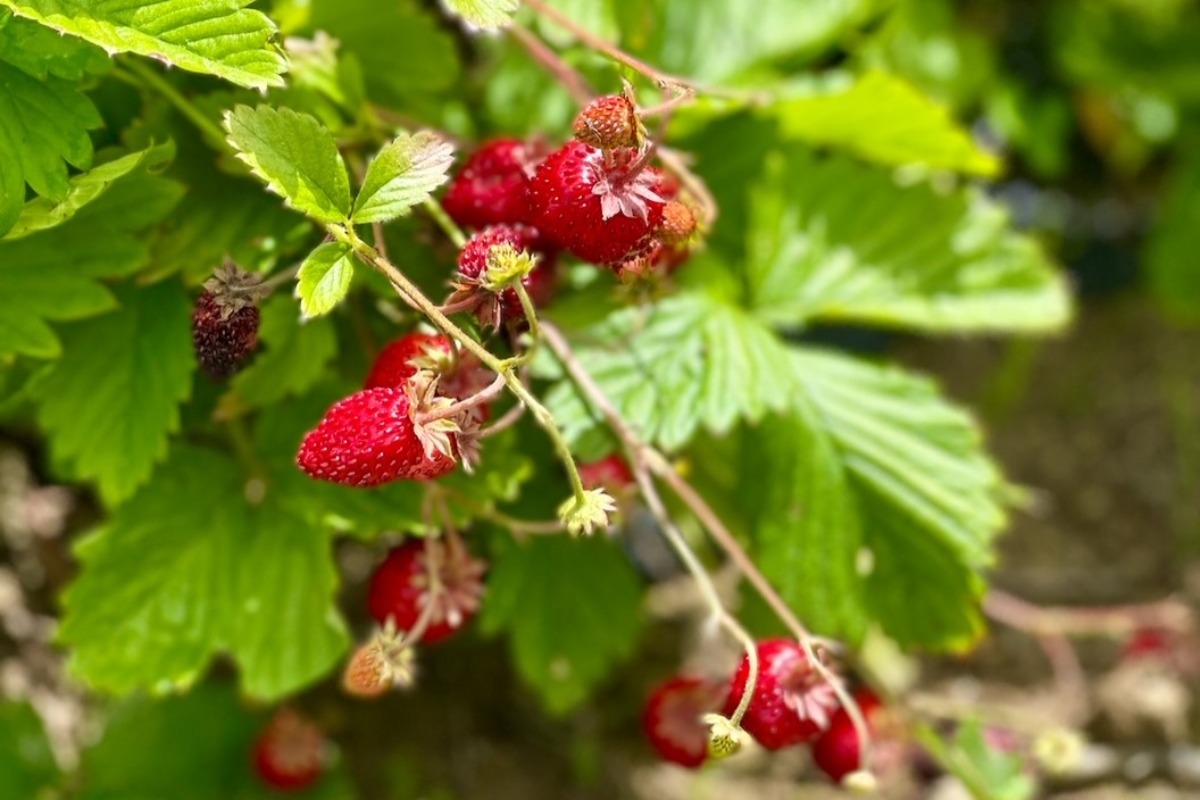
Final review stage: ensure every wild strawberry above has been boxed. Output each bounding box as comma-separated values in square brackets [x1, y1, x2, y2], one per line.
[364, 333, 493, 418]
[191, 264, 267, 379]
[367, 537, 486, 645]
[342, 642, 393, 699]
[296, 382, 461, 487]
[528, 141, 666, 266]
[442, 138, 545, 230]
[1122, 627, 1174, 662]
[579, 453, 635, 493]
[446, 224, 556, 328]
[642, 675, 728, 768]
[573, 93, 640, 150]
[810, 690, 883, 782]
[364, 333, 453, 390]
[657, 200, 696, 245]
[252, 708, 327, 792]
[723, 639, 840, 750]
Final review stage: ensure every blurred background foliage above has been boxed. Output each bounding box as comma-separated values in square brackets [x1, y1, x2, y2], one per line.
[2, 0, 1199, 797]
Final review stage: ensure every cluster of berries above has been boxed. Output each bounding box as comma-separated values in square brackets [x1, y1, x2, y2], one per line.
[295, 332, 491, 486]
[442, 92, 698, 309]
[643, 639, 890, 783]
[343, 536, 487, 698]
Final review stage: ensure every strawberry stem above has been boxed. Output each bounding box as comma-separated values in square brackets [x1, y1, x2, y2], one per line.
[417, 374, 506, 424]
[540, 321, 875, 757]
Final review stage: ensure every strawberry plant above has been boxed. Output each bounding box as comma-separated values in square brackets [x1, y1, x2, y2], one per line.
[2, 0, 1196, 797]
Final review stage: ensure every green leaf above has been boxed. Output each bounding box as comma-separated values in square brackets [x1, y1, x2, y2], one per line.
[307, 0, 459, 101]
[919, 719, 1036, 800]
[231, 295, 338, 408]
[0, 0, 286, 89]
[1147, 151, 1200, 323]
[0, 13, 109, 79]
[59, 446, 350, 700]
[739, 411, 869, 642]
[77, 684, 357, 800]
[297, 242, 355, 318]
[771, 71, 1000, 176]
[626, 0, 884, 83]
[223, 105, 352, 224]
[0, 703, 59, 797]
[3, 144, 172, 240]
[0, 59, 100, 236]
[0, 168, 184, 360]
[541, 290, 795, 451]
[788, 348, 1001, 648]
[744, 149, 1071, 333]
[351, 131, 455, 224]
[444, 0, 519, 30]
[479, 535, 643, 714]
[33, 281, 195, 505]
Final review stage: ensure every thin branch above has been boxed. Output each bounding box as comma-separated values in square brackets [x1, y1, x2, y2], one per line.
[983, 590, 1193, 638]
[522, 0, 690, 92]
[539, 321, 872, 764]
[508, 24, 593, 105]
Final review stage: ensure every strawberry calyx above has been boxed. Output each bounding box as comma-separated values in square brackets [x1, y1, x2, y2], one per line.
[557, 488, 617, 536]
[404, 374, 461, 463]
[202, 262, 270, 319]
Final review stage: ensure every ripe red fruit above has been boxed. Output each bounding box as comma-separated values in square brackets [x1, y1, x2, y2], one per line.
[442, 138, 544, 230]
[723, 639, 840, 750]
[1122, 627, 1173, 662]
[642, 675, 727, 768]
[811, 690, 883, 782]
[296, 386, 458, 486]
[364, 333, 454, 391]
[528, 141, 667, 266]
[367, 538, 486, 645]
[579, 454, 634, 493]
[191, 265, 266, 379]
[252, 709, 326, 792]
[364, 333, 493, 419]
[573, 94, 640, 150]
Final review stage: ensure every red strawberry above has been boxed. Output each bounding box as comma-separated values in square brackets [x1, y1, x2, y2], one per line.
[573, 94, 640, 150]
[367, 538, 486, 645]
[811, 690, 883, 782]
[252, 709, 326, 793]
[365, 333, 493, 418]
[528, 141, 666, 266]
[723, 639, 839, 750]
[296, 385, 459, 486]
[642, 675, 727, 768]
[442, 138, 544, 230]
[191, 264, 266, 379]
[1122, 627, 1174, 662]
[364, 333, 454, 390]
[579, 453, 634, 493]
[448, 224, 556, 328]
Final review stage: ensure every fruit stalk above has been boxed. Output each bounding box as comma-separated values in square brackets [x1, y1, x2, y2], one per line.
[629, 462, 759, 729]
[417, 374, 506, 424]
[540, 321, 873, 762]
